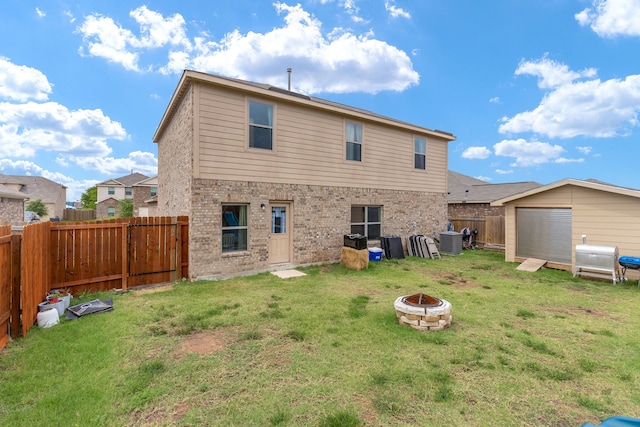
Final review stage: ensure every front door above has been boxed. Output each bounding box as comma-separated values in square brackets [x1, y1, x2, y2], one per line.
[269, 203, 291, 264]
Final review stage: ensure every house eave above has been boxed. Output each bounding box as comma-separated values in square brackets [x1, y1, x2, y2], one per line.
[491, 178, 640, 206]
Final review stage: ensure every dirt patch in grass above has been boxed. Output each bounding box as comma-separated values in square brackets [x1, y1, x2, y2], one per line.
[430, 271, 478, 288]
[132, 282, 175, 295]
[172, 330, 228, 358]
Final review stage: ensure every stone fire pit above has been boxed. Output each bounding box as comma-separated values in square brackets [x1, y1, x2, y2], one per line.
[394, 293, 452, 331]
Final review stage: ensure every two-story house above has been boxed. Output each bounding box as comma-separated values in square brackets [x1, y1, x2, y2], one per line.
[153, 70, 456, 280]
[0, 174, 66, 223]
[95, 173, 157, 218]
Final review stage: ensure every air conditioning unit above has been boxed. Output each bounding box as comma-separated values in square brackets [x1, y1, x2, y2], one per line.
[439, 231, 462, 255]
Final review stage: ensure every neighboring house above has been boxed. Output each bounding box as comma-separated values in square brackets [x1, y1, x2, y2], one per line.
[491, 178, 640, 274]
[0, 174, 67, 222]
[447, 170, 541, 246]
[96, 173, 157, 218]
[0, 183, 28, 225]
[134, 176, 158, 217]
[153, 70, 456, 280]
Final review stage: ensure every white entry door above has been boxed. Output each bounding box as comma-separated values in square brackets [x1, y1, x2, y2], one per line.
[269, 203, 291, 264]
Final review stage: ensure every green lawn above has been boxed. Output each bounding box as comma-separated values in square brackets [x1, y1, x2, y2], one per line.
[1, 250, 639, 426]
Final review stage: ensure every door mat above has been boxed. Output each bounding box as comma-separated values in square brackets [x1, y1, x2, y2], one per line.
[66, 299, 113, 320]
[271, 270, 306, 279]
[517, 258, 547, 272]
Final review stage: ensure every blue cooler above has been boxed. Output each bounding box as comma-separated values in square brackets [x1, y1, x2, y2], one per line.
[368, 247, 383, 261]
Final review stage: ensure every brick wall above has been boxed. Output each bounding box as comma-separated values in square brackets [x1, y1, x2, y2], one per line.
[0, 198, 25, 225]
[156, 86, 193, 218]
[132, 186, 152, 216]
[96, 198, 119, 219]
[188, 178, 447, 279]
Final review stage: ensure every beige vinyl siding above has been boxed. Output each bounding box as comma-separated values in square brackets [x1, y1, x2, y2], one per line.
[195, 83, 448, 193]
[503, 185, 640, 271]
[572, 187, 640, 255]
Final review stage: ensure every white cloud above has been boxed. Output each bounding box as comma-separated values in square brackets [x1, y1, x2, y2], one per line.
[500, 57, 640, 138]
[577, 146, 593, 154]
[554, 157, 585, 164]
[461, 146, 492, 159]
[0, 101, 126, 158]
[385, 1, 411, 19]
[515, 55, 596, 89]
[489, 97, 500, 104]
[493, 139, 566, 167]
[78, 3, 419, 94]
[576, 0, 640, 38]
[495, 169, 513, 175]
[0, 57, 53, 102]
[35, 8, 45, 18]
[64, 10, 76, 23]
[77, 6, 190, 72]
[70, 151, 157, 176]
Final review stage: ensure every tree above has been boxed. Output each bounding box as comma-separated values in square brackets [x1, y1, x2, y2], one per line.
[26, 199, 48, 217]
[118, 199, 133, 218]
[81, 186, 97, 210]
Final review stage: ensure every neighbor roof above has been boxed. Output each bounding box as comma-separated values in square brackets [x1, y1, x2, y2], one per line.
[0, 175, 66, 203]
[96, 172, 150, 187]
[448, 170, 541, 204]
[491, 178, 640, 206]
[153, 70, 457, 143]
[0, 183, 28, 199]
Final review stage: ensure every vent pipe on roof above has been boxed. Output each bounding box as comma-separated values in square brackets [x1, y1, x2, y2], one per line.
[287, 68, 292, 91]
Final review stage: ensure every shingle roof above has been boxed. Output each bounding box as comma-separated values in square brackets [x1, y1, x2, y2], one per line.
[0, 183, 28, 199]
[448, 170, 542, 203]
[0, 175, 66, 203]
[96, 172, 150, 187]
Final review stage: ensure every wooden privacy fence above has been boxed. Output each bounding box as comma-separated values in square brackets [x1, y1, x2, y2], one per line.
[63, 208, 96, 221]
[0, 225, 20, 351]
[449, 216, 505, 247]
[0, 216, 189, 349]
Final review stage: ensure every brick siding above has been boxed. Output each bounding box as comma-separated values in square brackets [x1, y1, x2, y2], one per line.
[0, 198, 25, 225]
[187, 178, 446, 279]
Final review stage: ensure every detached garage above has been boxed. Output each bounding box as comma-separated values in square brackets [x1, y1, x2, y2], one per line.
[491, 179, 640, 276]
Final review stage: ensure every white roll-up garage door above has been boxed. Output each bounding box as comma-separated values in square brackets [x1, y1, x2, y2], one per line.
[516, 208, 572, 264]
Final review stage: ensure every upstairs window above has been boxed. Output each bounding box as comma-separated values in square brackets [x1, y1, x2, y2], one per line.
[346, 122, 362, 162]
[414, 136, 426, 170]
[249, 101, 273, 150]
[351, 205, 381, 239]
[108, 187, 115, 195]
[150, 187, 157, 197]
[125, 187, 132, 196]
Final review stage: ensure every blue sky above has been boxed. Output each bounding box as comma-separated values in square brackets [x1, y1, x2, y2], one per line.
[2, 0, 640, 201]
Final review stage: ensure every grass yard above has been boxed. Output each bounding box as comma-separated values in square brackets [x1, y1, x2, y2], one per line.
[1, 250, 639, 426]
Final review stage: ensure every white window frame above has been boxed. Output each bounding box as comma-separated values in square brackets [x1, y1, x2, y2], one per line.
[345, 121, 363, 162]
[248, 100, 274, 150]
[414, 136, 426, 170]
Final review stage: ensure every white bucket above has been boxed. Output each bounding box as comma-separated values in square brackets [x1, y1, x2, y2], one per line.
[37, 308, 59, 328]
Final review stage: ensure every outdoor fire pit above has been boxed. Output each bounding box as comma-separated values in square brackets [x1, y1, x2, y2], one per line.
[394, 293, 452, 331]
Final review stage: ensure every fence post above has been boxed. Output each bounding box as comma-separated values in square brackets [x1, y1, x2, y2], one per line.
[10, 235, 20, 339]
[121, 223, 128, 292]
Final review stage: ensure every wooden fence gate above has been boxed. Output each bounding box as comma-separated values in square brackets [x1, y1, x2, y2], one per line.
[0, 216, 189, 350]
